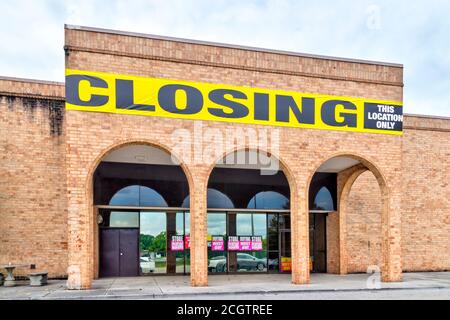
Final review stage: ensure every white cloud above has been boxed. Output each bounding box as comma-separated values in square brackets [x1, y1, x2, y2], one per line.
[0, 0, 448, 116]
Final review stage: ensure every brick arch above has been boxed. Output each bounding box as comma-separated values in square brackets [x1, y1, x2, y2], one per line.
[340, 168, 381, 274]
[204, 147, 295, 211]
[306, 152, 389, 195]
[205, 146, 298, 198]
[305, 152, 402, 283]
[85, 139, 195, 195]
[83, 139, 194, 285]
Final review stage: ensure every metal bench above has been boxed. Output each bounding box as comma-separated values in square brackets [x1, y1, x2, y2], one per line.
[28, 272, 48, 286]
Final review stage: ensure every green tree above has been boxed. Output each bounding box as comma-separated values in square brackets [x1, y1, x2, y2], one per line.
[140, 234, 155, 252]
[149, 231, 167, 253]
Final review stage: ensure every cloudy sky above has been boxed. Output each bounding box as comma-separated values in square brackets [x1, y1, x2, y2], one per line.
[0, 0, 449, 116]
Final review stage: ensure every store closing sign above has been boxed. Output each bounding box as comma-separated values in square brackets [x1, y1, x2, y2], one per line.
[65, 69, 403, 135]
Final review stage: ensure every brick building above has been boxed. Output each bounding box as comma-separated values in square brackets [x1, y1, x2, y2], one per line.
[0, 25, 448, 289]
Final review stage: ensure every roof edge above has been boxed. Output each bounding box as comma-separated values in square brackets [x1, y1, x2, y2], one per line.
[0, 75, 64, 86]
[404, 113, 450, 121]
[65, 24, 403, 68]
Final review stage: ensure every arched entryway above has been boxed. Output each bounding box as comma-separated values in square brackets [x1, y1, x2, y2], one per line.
[90, 143, 192, 279]
[204, 149, 296, 275]
[307, 154, 402, 282]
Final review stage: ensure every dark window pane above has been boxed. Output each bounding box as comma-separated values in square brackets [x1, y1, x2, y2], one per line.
[279, 214, 290, 230]
[109, 185, 139, 206]
[313, 187, 334, 211]
[183, 188, 234, 209]
[268, 251, 279, 271]
[268, 214, 278, 251]
[268, 230, 278, 251]
[139, 186, 168, 207]
[109, 185, 168, 207]
[247, 191, 289, 209]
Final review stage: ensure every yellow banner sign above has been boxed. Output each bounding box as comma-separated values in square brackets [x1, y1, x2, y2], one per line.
[65, 69, 403, 135]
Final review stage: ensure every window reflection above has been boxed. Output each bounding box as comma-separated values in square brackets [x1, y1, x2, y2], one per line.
[207, 213, 227, 273]
[183, 189, 234, 209]
[207, 213, 227, 236]
[139, 212, 167, 274]
[109, 185, 168, 207]
[99, 210, 139, 228]
[184, 212, 191, 274]
[174, 212, 190, 274]
[247, 191, 289, 209]
[234, 213, 267, 273]
[313, 187, 334, 211]
[109, 185, 140, 206]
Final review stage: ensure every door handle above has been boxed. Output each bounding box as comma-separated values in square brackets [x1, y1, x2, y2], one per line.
[120, 252, 124, 256]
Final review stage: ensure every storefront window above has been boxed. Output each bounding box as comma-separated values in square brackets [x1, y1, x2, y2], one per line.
[174, 212, 190, 274]
[184, 212, 190, 273]
[232, 213, 267, 273]
[207, 213, 227, 273]
[139, 212, 167, 274]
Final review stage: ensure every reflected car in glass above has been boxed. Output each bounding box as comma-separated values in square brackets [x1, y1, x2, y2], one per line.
[236, 253, 266, 271]
[208, 255, 227, 272]
[208, 253, 266, 272]
[140, 257, 156, 273]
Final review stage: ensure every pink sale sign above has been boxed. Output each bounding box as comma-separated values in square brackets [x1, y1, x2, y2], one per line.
[227, 236, 240, 251]
[211, 236, 224, 251]
[170, 236, 184, 251]
[251, 236, 263, 251]
[239, 236, 252, 251]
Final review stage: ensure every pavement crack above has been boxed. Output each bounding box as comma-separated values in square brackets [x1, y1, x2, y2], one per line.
[105, 279, 116, 296]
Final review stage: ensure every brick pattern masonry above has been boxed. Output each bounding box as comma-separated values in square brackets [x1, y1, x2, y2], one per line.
[0, 26, 449, 287]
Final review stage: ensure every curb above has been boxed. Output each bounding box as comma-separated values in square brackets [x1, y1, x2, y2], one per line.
[30, 285, 450, 300]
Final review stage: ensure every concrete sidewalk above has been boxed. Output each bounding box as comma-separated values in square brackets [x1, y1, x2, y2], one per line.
[1, 272, 450, 300]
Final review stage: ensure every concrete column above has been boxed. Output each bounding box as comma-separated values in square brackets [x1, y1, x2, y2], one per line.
[291, 186, 310, 284]
[189, 171, 208, 287]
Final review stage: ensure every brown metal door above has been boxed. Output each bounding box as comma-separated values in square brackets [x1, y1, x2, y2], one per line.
[309, 214, 327, 273]
[100, 228, 139, 277]
[100, 229, 120, 277]
[119, 229, 139, 277]
[313, 214, 327, 273]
